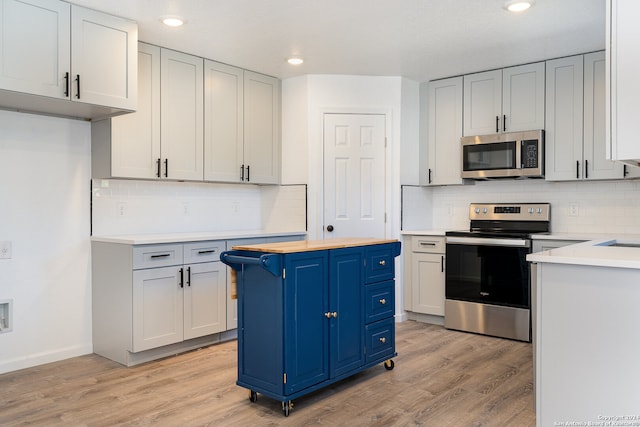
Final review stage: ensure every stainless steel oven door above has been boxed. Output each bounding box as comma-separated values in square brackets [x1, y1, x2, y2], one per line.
[445, 236, 531, 308]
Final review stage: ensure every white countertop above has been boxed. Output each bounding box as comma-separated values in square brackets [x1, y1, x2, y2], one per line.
[528, 238, 640, 269]
[531, 232, 621, 241]
[91, 230, 307, 245]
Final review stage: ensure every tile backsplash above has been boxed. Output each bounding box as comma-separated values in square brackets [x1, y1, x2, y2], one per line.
[91, 179, 307, 236]
[403, 179, 640, 234]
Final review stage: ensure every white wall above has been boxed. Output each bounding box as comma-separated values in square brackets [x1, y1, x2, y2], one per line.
[0, 110, 92, 374]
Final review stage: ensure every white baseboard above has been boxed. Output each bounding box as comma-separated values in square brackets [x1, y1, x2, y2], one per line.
[0, 343, 93, 375]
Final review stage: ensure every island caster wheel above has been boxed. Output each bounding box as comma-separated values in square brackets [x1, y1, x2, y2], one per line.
[282, 400, 293, 417]
[384, 359, 395, 370]
[249, 390, 257, 402]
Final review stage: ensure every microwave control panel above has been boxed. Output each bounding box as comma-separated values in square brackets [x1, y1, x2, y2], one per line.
[522, 140, 539, 168]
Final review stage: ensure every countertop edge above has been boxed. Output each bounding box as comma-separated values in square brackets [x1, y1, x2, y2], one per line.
[91, 231, 307, 245]
[527, 238, 640, 269]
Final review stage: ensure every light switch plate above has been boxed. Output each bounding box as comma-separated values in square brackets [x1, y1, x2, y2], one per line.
[0, 241, 11, 259]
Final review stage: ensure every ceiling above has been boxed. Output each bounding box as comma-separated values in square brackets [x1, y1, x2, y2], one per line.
[70, 0, 606, 82]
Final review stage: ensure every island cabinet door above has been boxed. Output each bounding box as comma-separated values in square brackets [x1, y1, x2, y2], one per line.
[283, 251, 330, 395]
[328, 247, 365, 378]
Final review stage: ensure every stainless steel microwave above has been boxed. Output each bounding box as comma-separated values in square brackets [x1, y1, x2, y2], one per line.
[461, 130, 544, 179]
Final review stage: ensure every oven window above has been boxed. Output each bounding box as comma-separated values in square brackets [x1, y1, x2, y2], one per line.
[463, 141, 517, 171]
[445, 243, 530, 308]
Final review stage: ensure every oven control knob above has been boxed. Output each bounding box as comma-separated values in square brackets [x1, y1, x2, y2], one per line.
[475, 208, 480, 214]
[528, 208, 534, 214]
[537, 208, 543, 214]
[482, 208, 488, 214]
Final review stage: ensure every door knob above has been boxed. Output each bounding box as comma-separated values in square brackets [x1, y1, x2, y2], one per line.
[326, 225, 334, 232]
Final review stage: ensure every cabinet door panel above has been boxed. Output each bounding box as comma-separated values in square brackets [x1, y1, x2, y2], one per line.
[111, 42, 160, 179]
[133, 266, 183, 352]
[329, 248, 364, 377]
[71, 5, 137, 109]
[545, 55, 584, 181]
[284, 251, 329, 394]
[463, 69, 502, 136]
[204, 60, 244, 182]
[426, 77, 463, 186]
[584, 51, 625, 180]
[502, 62, 545, 132]
[161, 49, 204, 180]
[411, 252, 445, 315]
[0, 0, 70, 98]
[243, 71, 280, 184]
[184, 262, 226, 340]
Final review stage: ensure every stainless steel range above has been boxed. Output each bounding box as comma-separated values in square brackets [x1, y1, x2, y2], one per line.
[444, 202, 550, 342]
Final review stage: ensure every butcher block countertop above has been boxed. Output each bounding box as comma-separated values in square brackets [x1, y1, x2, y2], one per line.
[232, 237, 399, 253]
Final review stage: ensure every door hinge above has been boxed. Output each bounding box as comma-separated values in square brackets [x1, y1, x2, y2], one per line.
[283, 373, 287, 384]
[282, 268, 286, 279]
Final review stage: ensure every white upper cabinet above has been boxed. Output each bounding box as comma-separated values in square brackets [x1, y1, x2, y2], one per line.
[160, 49, 204, 181]
[243, 71, 281, 184]
[0, 0, 137, 119]
[0, 0, 70, 98]
[607, 0, 640, 165]
[546, 51, 637, 181]
[422, 77, 464, 186]
[204, 61, 244, 182]
[70, 5, 137, 110]
[463, 62, 544, 136]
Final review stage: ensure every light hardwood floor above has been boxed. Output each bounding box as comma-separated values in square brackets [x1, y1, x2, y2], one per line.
[0, 321, 535, 426]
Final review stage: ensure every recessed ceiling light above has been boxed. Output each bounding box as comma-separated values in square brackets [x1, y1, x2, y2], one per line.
[287, 57, 304, 66]
[161, 15, 185, 27]
[504, 0, 534, 12]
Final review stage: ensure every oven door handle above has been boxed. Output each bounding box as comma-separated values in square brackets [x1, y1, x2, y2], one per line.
[446, 236, 530, 248]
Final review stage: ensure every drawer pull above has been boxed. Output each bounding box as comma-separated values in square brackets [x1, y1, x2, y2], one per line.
[379, 298, 386, 305]
[420, 242, 436, 246]
[198, 249, 216, 254]
[379, 337, 386, 344]
[150, 253, 171, 258]
[379, 260, 386, 266]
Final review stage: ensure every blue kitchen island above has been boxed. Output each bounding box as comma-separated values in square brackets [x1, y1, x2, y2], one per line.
[220, 238, 401, 416]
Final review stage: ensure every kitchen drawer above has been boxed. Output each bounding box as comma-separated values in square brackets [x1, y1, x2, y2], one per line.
[133, 244, 183, 269]
[183, 241, 226, 264]
[411, 236, 445, 254]
[365, 317, 395, 363]
[364, 280, 395, 324]
[364, 244, 395, 283]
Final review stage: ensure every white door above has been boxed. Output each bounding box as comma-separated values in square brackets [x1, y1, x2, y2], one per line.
[323, 113, 386, 239]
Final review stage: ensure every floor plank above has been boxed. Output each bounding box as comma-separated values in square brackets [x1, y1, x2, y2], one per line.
[0, 321, 535, 426]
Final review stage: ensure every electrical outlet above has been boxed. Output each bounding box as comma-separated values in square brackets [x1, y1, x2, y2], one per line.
[446, 204, 454, 217]
[182, 202, 190, 215]
[117, 202, 126, 217]
[569, 204, 579, 216]
[0, 241, 11, 259]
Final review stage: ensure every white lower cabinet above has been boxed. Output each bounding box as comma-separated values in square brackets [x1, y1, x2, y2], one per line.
[403, 235, 445, 318]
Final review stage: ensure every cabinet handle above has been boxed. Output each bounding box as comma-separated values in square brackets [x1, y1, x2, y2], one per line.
[576, 160, 580, 179]
[324, 312, 332, 318]
[179, 267, 184, 288]
[240, 164, 245, 181]
[428, 168, 432, 184]
[420, 242, 436, 246]
[164, 159, 168, 178]
[441, 255, 444, 273]
[379, 337, 386, 344]
[331, 312, 338, 318]
[503, 114, 506, 132]
[198, 249, 216, 254]
[156, 158, 161, 178]
[150, 253, 171, 258]
[75, 74, 80, 99]
[186, 267, 191, 287]
[247, 165, 250, 182]
[379, 298, 386, 305]
[64, 72, 69, 97]
[624, 164, 629, 177]
[379, 260, 386, 266]
[496, 116, 499, 133]
[585, 160, 589, 179]
[324, 311, 338, 318]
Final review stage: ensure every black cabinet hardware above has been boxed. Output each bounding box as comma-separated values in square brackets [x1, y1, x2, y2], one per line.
[75, 74, 80, 99]
[164, 159, 168, 177]
[150, 253, 171, 258]
[64, 72, 69, 97]
[179, 267, 184, 288]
